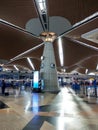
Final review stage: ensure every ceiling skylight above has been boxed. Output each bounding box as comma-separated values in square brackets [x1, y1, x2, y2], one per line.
[35, 0, 46, 13]
[81, 28, 98, 44]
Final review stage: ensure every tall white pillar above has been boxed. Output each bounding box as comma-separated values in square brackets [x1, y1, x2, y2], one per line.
[40, 40, 60, 93]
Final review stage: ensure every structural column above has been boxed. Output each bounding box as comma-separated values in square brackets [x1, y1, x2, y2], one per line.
[40, 41, 60, 92]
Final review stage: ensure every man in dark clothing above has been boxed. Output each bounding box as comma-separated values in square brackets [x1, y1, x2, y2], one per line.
[72, 81, 80, 94]
[2, 80, 6, 94]
[93, 79, 97, 97]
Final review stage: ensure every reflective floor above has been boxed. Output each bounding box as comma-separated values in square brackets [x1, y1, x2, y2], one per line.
[0, 87, 98, 130]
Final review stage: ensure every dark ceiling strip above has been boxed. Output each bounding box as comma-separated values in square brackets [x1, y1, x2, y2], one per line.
[58, 13, 98, 38]
[0, 20, 39, 39]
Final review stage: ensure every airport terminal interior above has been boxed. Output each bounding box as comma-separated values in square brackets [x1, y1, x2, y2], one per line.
[0, 0, 98, 130]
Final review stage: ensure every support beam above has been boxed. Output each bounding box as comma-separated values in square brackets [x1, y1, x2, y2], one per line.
[40, 41, 60, 93]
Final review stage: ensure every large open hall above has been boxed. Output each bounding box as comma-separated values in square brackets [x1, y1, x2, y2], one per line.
[0, 0, 98, 130]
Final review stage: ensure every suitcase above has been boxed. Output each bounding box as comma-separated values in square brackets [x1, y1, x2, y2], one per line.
[5, 92, 9, 96]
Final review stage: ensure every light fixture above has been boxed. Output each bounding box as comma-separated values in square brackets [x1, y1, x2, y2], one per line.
[63, 69, 66, 72]
[10, 43, 44, 61]
[14, 65, 19, 71]
[40, 32, 57, 42]
[41, 56, 45, 60]
[27, 57, 35, 70]
[85, 69, 88, 74]
[73, 12, 98, 27]
[58, 38, 64, 66]
[96, 64, 98, 70]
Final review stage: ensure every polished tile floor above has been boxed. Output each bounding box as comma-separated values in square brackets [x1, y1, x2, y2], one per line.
[0, 87, 98, 130]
